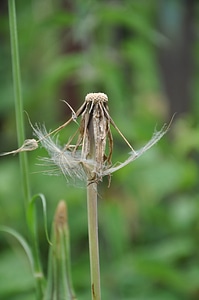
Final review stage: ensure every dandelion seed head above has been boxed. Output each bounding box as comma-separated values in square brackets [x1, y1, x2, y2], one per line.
[30, 96, 170, 185]
[22, 139, 38, 151]
[85, 93, 108, 103]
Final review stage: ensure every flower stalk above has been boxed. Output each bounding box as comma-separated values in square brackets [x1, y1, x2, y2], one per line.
[87, 182, 101, 300]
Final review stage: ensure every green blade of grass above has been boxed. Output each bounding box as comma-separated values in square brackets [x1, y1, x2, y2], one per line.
[8, 1, 45, 299]
[28, 193, 51, 246]
[0, 226, 34, 270]
[8, 0, 31, 204]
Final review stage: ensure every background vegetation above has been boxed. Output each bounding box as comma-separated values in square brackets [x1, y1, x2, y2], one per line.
[1, 0, 199, 299]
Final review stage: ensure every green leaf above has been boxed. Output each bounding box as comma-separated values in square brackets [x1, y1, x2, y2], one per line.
[0, 250, 34, 300]
[27, 193, 51, 245]
[0, 226, 33, 271]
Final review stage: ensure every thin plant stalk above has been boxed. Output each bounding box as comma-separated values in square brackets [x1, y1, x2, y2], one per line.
[87, 182, 101, 300]
[8, 1, 45, 298]
[86, 102, 102, 300]
[8, 0, 30, 204]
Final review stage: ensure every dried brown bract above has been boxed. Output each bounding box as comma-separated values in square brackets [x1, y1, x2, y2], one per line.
[66, 93, 113, 182]
[1, 93, 170, 184]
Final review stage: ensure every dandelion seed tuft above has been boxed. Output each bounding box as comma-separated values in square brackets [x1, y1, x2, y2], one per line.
[33, 124, 97, 183]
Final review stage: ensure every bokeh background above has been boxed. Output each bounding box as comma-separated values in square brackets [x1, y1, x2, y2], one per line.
[1, 0, 199, 299]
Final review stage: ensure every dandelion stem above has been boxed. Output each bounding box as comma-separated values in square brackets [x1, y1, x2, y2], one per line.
[87, 182, 101, 300]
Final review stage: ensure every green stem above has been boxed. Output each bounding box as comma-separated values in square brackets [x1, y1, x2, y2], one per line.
[8, 1, 45, 298]
[8, 0, 30, 204]
[87, 182, 101, 300]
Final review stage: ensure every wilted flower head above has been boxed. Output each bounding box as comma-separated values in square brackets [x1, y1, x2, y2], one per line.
[33, 93, 169, 184]
[1, 93, 170, 184]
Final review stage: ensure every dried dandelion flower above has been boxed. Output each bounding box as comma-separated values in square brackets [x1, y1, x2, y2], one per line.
[32, 93, 169, 184]
[1, 93, 170, 184]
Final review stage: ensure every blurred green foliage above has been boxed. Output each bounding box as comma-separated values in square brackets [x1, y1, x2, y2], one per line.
[1, 0, 199, 299]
